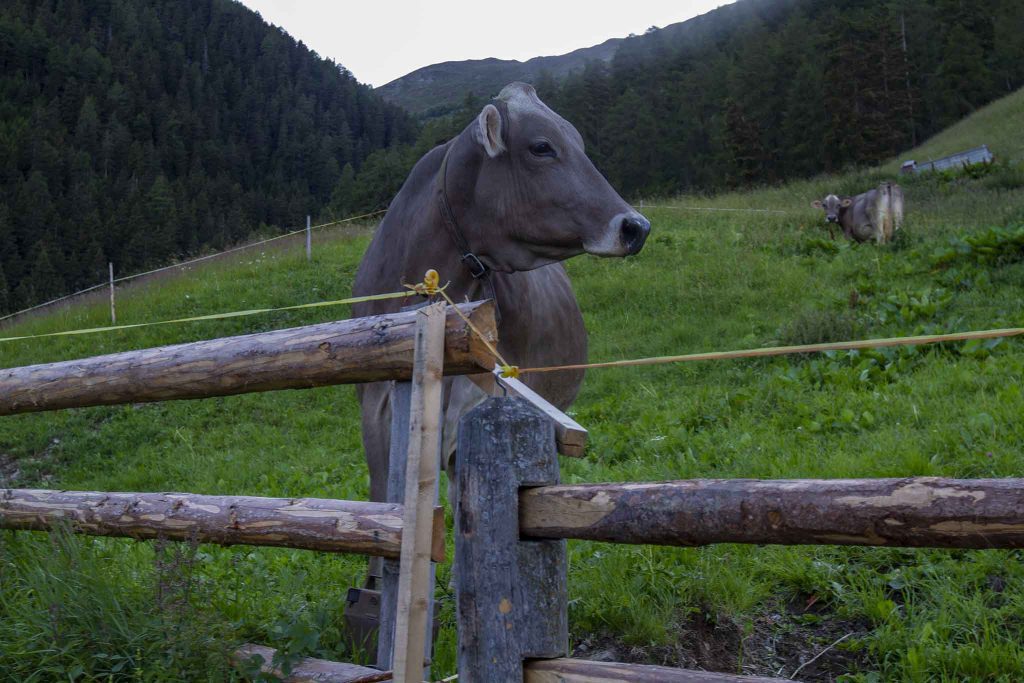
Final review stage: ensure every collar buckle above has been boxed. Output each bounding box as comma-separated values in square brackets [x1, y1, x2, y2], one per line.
[461, 252, 489, 279]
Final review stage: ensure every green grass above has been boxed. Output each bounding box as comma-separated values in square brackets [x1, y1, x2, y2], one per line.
[2, 89, 1024, 681]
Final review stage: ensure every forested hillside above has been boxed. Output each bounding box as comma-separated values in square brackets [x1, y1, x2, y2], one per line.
[0, 0, 416, 313]
[361, 0, 1024, 209]
[4, 0, 1022, 316]
[540, 0, 1024, 196]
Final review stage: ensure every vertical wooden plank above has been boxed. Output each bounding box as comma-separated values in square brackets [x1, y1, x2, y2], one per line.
[454, 397, 567, 682]
[376, 382, 410, 671]
[306, 215, 312, 261]
[108, 262, 116, 325]
[392, 302, 445, 683]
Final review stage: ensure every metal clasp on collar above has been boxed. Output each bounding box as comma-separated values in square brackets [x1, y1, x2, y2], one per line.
[461, 252, 489, 279]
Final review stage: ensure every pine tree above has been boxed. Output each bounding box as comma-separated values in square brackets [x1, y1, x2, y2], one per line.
[329, 163, 357, 218]
[935, 24, 992, 125]
[0, 262, 9, 314]
[29, 242, 64, 304]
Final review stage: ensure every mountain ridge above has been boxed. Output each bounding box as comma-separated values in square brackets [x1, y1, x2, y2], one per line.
[376, 36, 622, 116]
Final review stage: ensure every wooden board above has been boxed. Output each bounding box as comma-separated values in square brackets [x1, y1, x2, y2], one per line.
[232, 643, 391, 682]
[467, 370, 587, 457]
[391, 302, 445, 682]
[525, 657, 784, 682]
[0, 300, 496, 416]
[0, 489, 420, 558]
[521, 477, 1024, 549]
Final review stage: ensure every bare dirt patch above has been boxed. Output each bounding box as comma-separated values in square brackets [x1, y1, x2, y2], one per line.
[571, 597, 874, 681]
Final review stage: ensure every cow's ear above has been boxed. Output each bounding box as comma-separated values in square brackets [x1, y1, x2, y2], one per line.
[475, 104, 505, 158]
[840, 197, 853, 207]
[811, 200, 823, 209]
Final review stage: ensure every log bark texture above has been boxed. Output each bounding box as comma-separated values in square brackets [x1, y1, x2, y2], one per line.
[0, 300, 496, 416]
[455, 397, 567, 683]
[525, 658, 783, 682]
[520, 478, 1024, 549]
[232, 643, 391, 682]
[0, 489, 432, 559]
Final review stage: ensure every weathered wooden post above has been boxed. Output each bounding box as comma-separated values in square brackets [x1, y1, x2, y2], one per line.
[377, 303, 444, 681]
[455, 397, 567, 681]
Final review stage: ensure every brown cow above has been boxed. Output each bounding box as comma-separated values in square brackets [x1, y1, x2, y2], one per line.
[352, 82, 650, 507]
[812, 182, 904, 243]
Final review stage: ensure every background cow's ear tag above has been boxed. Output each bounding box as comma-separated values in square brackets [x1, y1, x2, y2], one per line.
[476, 104, 505, 158]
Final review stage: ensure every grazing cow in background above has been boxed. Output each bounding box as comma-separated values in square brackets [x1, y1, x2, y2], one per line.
[812, 182, 904, 244]
[352, 82, 650, 509]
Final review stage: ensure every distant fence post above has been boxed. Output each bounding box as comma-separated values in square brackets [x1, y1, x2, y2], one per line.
[455, 397, 567, 682]
[108, 263, 116, 325]
[306, 215, 312, 261]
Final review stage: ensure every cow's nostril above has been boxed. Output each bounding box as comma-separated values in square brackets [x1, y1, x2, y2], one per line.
[620, 215, 651, 254]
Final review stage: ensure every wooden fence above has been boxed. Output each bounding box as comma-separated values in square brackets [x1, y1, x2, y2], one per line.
[0, 301, 498, 683]
[453, 397, 1024, 682]
[2, 298, 1023, 682]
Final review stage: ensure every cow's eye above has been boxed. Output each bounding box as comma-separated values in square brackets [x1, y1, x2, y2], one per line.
[529, 141, 555, 158]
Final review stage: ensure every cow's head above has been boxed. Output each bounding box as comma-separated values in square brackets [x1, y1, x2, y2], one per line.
[450, 82, 650, 273]
[811, 194, 852, 224]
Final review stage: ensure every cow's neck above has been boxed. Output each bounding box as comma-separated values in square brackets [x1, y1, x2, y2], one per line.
[394, 137, 494, 304]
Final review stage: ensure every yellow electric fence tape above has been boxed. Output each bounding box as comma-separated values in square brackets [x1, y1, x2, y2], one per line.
[0, 290, 412, 344]
[405, 271, 1023, 379]
[512, 327, 1024, 376]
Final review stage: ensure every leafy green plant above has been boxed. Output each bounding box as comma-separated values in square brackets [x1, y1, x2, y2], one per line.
[929, 224, 1024, 269]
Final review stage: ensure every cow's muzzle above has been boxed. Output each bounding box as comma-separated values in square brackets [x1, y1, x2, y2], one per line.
[619, 214, 651, 255]
[826, 215, 839, 223]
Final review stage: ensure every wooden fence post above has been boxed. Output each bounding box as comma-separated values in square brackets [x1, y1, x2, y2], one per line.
[392, 302, 445, 682]
[455, 397, 567, 682]
[108, 262, 116, 325]
[306, 215, 312, 261]
[378, 303, 442, 680]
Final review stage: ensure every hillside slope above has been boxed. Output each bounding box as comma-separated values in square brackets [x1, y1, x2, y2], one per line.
[1, 90, 1023, 680]
[379, 0, 1023, 201]
[0, 0, 416, 315]
[881, 85, 1024, 172]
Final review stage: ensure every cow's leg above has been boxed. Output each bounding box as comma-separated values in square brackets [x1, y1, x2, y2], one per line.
[441, 376, 491, 511]
[357, 381, 391, 584]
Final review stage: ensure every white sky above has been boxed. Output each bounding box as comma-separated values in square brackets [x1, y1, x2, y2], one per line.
[237, 1, 734, 87]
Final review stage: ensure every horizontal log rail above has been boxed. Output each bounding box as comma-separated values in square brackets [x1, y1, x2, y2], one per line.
[525, 658, 783, 682]
[0, 300, 496, 416]
[0, 489, 444, 561]
[231, 644, 392, 682]
[520, 477, 1024, 549]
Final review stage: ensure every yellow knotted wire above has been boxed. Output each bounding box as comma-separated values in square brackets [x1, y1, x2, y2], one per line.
[404, 269, 519, 378]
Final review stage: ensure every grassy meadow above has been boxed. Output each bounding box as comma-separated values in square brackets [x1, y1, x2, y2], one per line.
[2, 89, 1024, 681]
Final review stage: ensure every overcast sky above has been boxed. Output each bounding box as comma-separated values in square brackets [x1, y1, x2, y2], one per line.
[237, 1, 734, 87]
